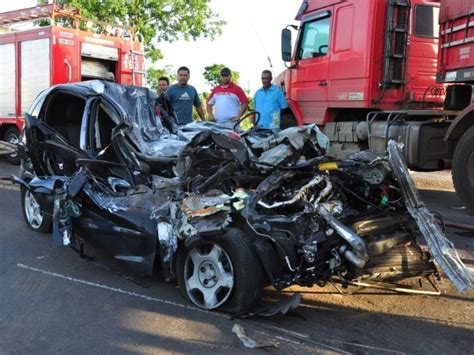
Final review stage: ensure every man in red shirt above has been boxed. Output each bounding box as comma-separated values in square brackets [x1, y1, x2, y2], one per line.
[206, 67, 248, 125]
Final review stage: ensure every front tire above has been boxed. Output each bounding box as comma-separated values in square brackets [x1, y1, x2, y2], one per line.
[452, 125, 474, 211]
[5, 126, 20, 165]
[176, 228, 264, 314]
[21, 186, 52, 233]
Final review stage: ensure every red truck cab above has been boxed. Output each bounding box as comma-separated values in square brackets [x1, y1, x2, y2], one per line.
[279, 0, 455, 171]
[279, 0, 444, 126]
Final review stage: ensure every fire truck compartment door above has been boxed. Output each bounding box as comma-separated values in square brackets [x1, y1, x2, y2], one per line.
[0, 43, 16, 117]
[81, 59, 112, 79]
[81, 43, 118, 61]
[21, 38, 51, 114]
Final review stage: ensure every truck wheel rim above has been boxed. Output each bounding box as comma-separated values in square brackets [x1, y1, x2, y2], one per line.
[24, 191, 43, 229]
[183, 243, 234, 309]
[7, 133, 19, 158]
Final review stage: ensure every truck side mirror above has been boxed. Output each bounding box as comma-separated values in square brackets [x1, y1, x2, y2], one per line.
[281, 28, 292, 62]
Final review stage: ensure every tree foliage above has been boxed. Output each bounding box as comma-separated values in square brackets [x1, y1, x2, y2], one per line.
[203, 64, 240, 88]
[50, 0, 225, 62]
[147, 65, 176, 92]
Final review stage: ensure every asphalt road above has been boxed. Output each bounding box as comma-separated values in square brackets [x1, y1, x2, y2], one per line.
[0, 158, 473, 353]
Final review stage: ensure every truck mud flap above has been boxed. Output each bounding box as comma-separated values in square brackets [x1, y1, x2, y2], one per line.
[387, 140, 473, 292]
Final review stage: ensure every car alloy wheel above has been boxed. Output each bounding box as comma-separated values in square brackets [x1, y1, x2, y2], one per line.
[183, 242, 235, 309]
[24, 190, 45, 230]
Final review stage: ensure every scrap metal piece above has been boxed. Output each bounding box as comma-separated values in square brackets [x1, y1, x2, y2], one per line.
[348, 280, 441, 296]
[232, 324, 278, 349]
[52, 185, 74, 247]
[241, 293, 302, 318]
[152, 175, 182, 190]
[0, 140, 17, 156]
[171, 192, 235, 238]
[317, 203, 369, 267]
[257, 174, 326, 209]
[107, 176, 131, 192]
[251, 124, 329, 152]
[83, 183, 130, 213]
[157, 221, 177, 263]
[387, 140, 473, 292]
[252, 125, 329, 167]
[257, 143, 295, 166]
[180, 193, 232, 219]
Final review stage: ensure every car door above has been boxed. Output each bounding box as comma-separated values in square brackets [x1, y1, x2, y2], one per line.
[23, 90, 90, 177]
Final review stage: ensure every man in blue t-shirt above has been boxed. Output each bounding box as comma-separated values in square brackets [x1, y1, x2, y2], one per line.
[253, 70, 288, 129]
[166, 66, 205, 125]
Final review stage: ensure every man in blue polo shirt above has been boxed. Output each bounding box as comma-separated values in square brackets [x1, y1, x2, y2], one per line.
[253, 70, 288, 129]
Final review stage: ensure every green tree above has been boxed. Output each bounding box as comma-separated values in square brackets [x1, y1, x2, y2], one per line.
[147, 65, 176, 92]
[192, 91, 210, 120]
[203, 64, 240, 88]
[50, 0, 225, 63]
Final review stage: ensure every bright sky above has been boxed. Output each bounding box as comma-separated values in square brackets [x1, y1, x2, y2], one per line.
[0, 0, 300, 95]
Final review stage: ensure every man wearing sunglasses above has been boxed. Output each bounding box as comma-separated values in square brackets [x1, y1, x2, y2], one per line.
[206, 67, 248, 125]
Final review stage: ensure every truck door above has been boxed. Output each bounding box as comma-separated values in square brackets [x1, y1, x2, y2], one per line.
[290, 9, 332, 125]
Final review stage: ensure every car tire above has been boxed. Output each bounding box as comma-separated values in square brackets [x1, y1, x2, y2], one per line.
[21, 186, 52, 233]
[452, 125, 474, 212]
[5, 126, 21, 165]
[176, 228, 264, 314]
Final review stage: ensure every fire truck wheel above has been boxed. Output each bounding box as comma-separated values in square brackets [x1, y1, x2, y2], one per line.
[5, 126, 20, 165]
[452, 125, 474, 212]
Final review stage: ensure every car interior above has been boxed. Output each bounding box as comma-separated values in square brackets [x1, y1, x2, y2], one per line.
[89, 101, 119, 157]
[43, 92, 86, 148]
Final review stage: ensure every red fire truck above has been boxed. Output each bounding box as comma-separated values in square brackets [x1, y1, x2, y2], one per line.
[279, 0, 474, 210]
[0, 4, 145, 163]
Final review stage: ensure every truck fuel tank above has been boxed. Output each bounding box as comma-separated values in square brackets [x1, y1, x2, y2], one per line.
[368, 119, 455, 170]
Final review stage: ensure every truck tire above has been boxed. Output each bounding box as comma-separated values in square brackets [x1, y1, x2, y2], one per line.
[176, 228, 264, 314]
[4, 126, 20, 165]
[452, 125, 474, 211]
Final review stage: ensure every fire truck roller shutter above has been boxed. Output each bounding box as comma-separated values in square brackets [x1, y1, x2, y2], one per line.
[21, 38, 51, 114]
[0, 43, 15, 118]
[81, 43, 118, 81]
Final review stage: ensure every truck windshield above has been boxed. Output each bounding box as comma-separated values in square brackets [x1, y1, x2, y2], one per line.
[298, 15, 330, 59]
[414, 5, 439, 38]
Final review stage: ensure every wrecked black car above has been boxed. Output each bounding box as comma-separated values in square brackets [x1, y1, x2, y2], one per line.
[16, 81, 473, 314]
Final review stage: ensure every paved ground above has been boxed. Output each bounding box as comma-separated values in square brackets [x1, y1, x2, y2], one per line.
[0, 158, 473, 353]
[410, 169, 455, 192]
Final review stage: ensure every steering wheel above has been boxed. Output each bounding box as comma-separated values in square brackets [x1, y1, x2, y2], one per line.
[318, 45, 328, 55]
[233, 111, 261, 135]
